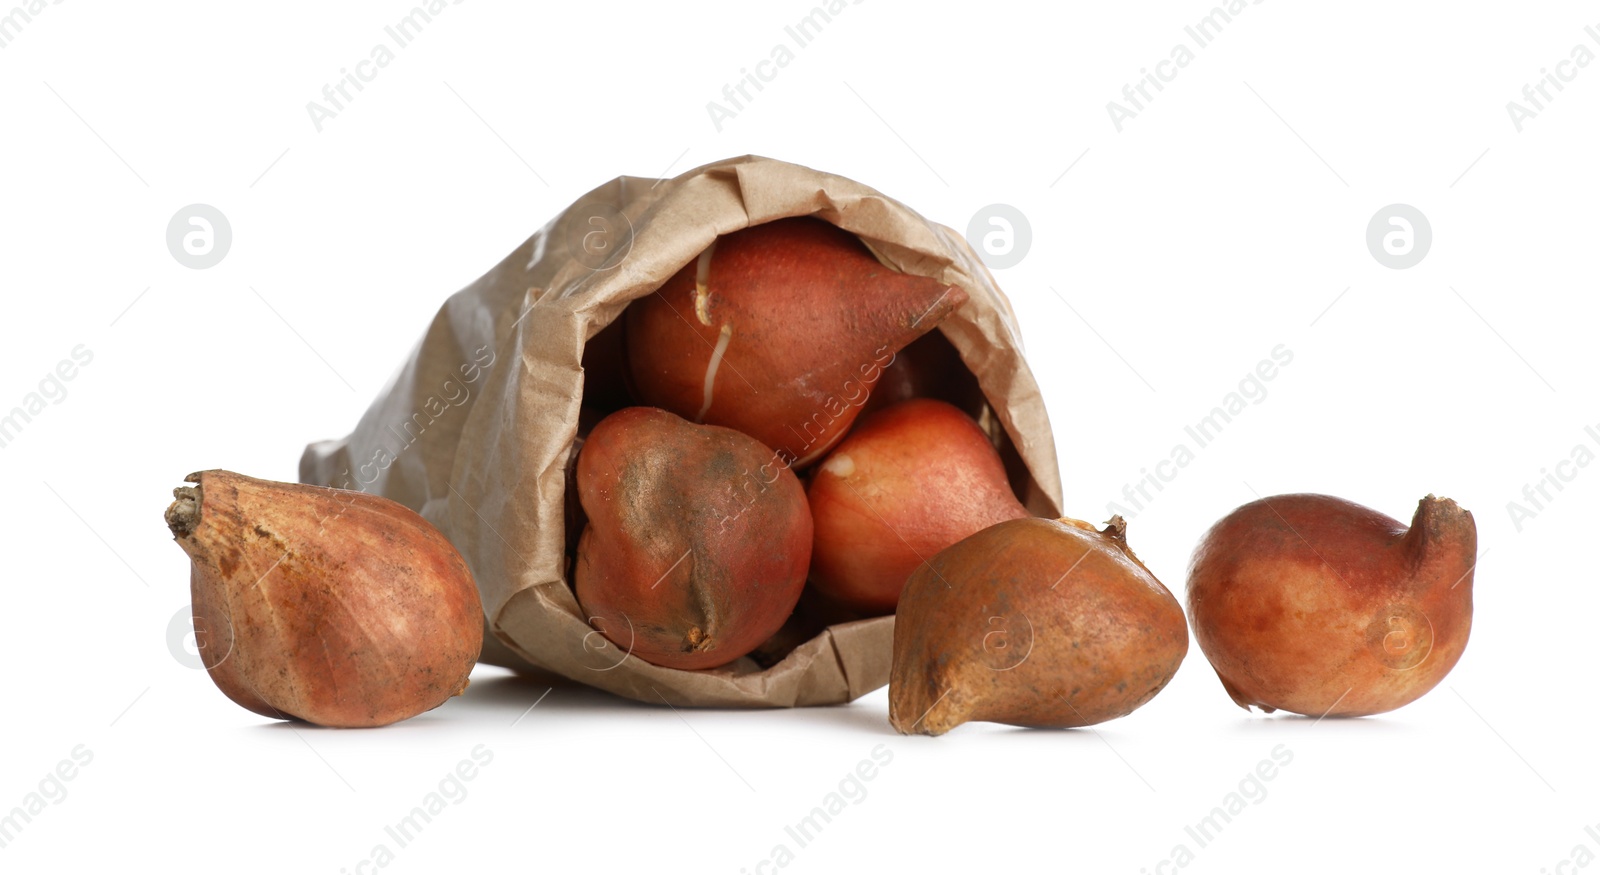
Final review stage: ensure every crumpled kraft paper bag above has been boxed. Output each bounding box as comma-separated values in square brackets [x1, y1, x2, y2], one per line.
[300, 155, 1063, 707]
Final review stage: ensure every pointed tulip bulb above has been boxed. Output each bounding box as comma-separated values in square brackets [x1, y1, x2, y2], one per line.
[890, 516, 1188, 736]
[165, 470, 483, 727]
[1185, 493, 1477, 717]
[624, 217, 967, 467]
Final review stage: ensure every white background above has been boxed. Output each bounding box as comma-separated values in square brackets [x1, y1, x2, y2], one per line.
[2, 1, 1596, 872]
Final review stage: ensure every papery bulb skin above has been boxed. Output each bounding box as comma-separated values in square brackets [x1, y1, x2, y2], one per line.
[165, 470, 483, 728]
[889, 516, 1187, 736]
[1186, 493, 1476, 718]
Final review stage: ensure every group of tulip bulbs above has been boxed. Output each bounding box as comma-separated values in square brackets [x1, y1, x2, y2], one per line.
[889, 490, 1478, 735]
[579, 215, 1482, 734]
[573, 217, 988, 670]
[575, 217, 1201, 734]
[164, 216, 1479, 733]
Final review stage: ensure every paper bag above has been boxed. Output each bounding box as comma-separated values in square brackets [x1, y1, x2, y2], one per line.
[301, 155, 1062, 707]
